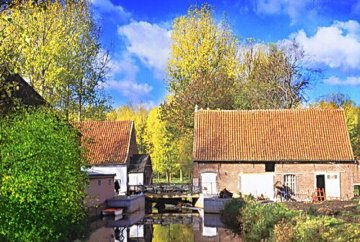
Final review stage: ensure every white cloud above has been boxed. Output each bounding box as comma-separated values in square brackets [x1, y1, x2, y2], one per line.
[292, 20, 360, 70]
[255, 0, 315, 23]
[325, 76, 360, 86]
[105, 79, 152, 97]
[107, 54, 138, 80]
[104, 55, 154, 104]
[118, 21, 171, 78]
[90, 0, 131, 20]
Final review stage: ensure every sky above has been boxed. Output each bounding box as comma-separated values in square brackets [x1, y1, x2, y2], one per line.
[90, 0, 360, 108]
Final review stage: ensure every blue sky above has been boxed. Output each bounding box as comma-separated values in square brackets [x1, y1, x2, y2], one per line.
[90, 0, 360, 108]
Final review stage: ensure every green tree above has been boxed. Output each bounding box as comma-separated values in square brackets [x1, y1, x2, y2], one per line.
[237, 40, 316, 109]
[0, 0, 109, 121]
[145, 108, 179, 182]
[0, 108, 87, 241]
[107, 105, 149, 153]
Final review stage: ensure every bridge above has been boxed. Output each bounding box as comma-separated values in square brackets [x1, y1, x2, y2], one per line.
[129, 183, 200, 197]
[129, 184, 201, 210]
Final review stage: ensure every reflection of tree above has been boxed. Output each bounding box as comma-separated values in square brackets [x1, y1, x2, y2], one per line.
[152, 224, 194, 242]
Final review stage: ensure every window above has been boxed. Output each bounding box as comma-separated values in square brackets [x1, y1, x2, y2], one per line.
[283, 175, 296, 194]
[265, 162, 275, 172]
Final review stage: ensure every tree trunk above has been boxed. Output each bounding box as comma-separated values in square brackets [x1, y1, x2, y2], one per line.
[180, 168, 183, 182]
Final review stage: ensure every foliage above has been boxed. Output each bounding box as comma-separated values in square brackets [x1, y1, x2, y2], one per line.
[237, 40, 317, 109]
[223, 198, 360, 242]
[162, 5, 240, 135]
[107, 105, 149, 153]
[0, 108, 87, 241]
[221, 198, 245, 234]
[273, 215, 360, 242]
[0, 0, 109, 121]
[314, 93, 360, 158]
[240, 200, 298, 241]
[144, 107, 179, 180]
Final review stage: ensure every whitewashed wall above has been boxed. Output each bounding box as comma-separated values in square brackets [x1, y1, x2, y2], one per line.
[89, 165, 128, 193]
[128, 173, 144, 186]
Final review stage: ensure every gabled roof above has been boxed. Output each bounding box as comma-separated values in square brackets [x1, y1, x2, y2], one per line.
[0, 74, 47, 113]
[193, 109, 355, 162]
[77, 121, 135, 165]
[128, 154, 151, 173]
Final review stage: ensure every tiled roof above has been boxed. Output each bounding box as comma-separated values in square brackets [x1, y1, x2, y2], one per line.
[193, 109, 354, 162]
[77, 121, 134, 165]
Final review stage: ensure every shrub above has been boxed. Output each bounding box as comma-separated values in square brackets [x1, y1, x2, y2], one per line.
[240, 201, 298, 241]
[221, 198, 244, 234]
[0, 108, 87, 241]
[272, 215, 360, 242]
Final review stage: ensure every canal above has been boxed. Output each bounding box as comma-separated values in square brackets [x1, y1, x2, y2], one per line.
[82, 210, 241, 242]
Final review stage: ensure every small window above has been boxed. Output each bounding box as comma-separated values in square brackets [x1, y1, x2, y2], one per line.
[284, 174, 296, 194]
[109, 179, 112, 185]
[98, 180, 101, 186]
[265, 162, 275, 172]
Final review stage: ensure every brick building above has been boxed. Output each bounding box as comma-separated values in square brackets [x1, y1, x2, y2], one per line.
[193, 109, 357, 200]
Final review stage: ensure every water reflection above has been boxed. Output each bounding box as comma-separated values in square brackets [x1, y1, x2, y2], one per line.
[85, 211, 241, 242]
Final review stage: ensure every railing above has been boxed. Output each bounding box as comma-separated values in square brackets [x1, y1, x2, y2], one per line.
[128, 183, 200, 194]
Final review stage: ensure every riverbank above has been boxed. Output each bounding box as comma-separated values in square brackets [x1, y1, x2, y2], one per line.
[221, 198, 360, 241]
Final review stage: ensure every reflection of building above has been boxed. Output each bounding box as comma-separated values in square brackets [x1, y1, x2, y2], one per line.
[193, 109, 356, 201]
[193, 213, 241, 242]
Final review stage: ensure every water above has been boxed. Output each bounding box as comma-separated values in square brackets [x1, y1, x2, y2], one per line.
[83, 210, 241, 242]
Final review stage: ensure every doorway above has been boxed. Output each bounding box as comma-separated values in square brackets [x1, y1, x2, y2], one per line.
[316, 175, 326, 201]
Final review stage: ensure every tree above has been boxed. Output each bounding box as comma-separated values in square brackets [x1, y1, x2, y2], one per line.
[107, 105, 149, 153]
[162, 5, 241, 134]
[236, 40, 317, 109]
[314, 93, 360, 158]
[0, 0, 109, 121]
[144, 108, 179, 182]
[0, 108, 87, 241]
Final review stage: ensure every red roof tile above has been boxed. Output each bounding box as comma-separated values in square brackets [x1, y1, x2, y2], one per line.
[193, 109, 354, 162]
[77, 121, 135, 165]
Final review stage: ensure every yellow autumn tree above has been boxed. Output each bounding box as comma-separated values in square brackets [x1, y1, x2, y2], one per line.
[162, 5, 241, 134]
[0, 1, 109, 121]
[144, 107, 179, 182]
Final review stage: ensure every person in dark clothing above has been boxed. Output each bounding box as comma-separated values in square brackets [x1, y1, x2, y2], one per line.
[114, 180, 120, 194]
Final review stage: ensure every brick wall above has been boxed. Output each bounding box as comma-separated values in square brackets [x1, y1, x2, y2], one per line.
[86, 176, 115, 207]
[353, 161, 360, 184]
[193, 162, 356, 200]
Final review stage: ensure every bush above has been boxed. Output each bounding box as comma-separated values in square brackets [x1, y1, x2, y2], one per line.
[0, 108, 87, 241]
[240, 201, 298, 241]
[272, 214, 360, 242]
[221, 198, 244, 234]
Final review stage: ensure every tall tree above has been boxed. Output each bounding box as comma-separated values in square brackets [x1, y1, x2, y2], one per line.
[144, 108, 179, 182]
[162, 5, 241, 134]
[237, 40, 317, 109]
[0, 0, 109, 121]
